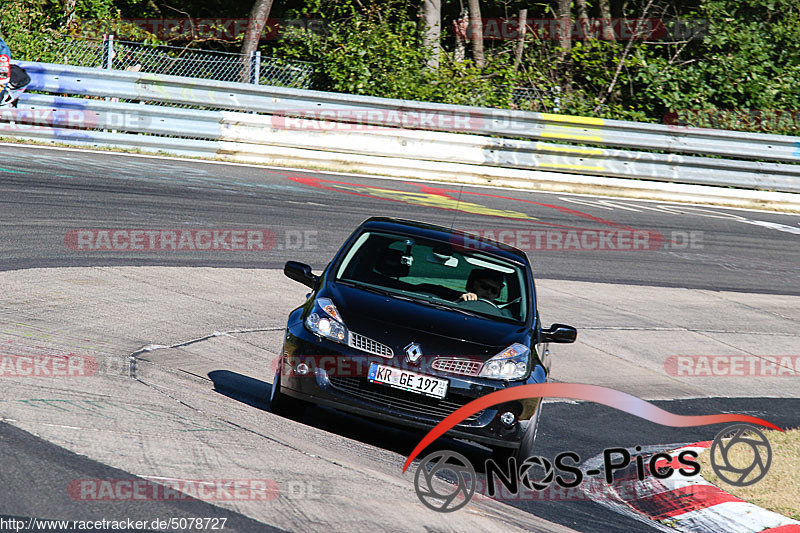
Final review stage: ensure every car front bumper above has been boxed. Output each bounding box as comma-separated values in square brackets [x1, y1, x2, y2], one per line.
[278, 321, 544, 449]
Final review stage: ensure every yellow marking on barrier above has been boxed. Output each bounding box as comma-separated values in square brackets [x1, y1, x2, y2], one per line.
[541, 132, 604, 142]
[540, 113, 605, 126]
[536, 143, 604, 156]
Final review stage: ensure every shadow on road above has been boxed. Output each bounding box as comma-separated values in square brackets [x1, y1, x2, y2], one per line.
[206, 369, 494, 467]
[208, 370, 270, 410]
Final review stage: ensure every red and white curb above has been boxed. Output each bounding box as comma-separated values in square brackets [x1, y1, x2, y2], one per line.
[586, 441, 800, 532]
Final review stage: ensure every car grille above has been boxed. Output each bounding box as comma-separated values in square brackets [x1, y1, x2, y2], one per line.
[432, 358, 482, 377]
[328, 377, 484, 422]
[349, 331, 394, 358]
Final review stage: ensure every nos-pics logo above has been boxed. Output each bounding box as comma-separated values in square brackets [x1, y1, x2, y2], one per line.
[413, 424, 772, 512]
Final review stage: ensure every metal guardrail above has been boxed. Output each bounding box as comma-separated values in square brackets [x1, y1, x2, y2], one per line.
[13, 92, 800, 193]
[20, 62, 800, 163]
[4, 61, 800, 194]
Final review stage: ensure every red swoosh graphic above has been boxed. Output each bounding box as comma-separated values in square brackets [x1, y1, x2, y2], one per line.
[402, 383, 782, 472]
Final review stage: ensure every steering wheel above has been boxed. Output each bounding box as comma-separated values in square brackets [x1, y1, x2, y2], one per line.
[498, 297, 521, 309]
[476, 297, 500, 308]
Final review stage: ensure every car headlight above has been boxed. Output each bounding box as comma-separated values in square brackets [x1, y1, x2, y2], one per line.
[479, 343, 530, 380]
[305, 297, 348, 343]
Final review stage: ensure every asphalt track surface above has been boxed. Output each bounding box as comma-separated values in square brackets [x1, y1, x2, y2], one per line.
[2, 144, 800, 532]
[1, 144, 800, 294]
[0, 422, 281, 532]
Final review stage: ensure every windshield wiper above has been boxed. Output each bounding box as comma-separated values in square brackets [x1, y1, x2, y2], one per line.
[427, 301, 483, 318]
[409, 293, 485, 318]
[337, 279, 414, 301]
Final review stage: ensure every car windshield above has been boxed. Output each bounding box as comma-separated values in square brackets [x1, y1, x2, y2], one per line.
[335, 231, 528, 323]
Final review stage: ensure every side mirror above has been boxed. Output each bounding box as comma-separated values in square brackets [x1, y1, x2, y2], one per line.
[541, 323, 577, 344]
[284, 261, 318, 289]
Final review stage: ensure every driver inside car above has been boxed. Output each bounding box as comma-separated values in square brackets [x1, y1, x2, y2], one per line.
[458, 268, 504, 302]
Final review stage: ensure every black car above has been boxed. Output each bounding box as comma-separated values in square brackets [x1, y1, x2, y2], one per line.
[270, 217, 576, 458]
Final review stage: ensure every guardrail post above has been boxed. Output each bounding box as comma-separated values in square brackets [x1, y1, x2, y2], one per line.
[552, 86, 561, 114]
[250, 51, 261, 85]
[102, 34, 115, 70]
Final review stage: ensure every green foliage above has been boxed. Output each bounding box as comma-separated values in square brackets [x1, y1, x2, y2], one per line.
[629, 0, 800, 132]
[277, 0, 529, 107]
[1, 0, 62, 61]
[2, 0, 799, 134]
[278, 0, 430, 99]
[0, 0, 166, 63]
[558, 39, 652, 121]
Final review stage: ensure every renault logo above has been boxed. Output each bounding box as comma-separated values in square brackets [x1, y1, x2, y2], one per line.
[405, 343, 423, 364]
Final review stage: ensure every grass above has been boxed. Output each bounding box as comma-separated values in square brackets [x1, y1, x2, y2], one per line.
[697, 427, 800, 520]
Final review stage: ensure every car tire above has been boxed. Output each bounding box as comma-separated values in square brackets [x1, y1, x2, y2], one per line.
[269, 360, 306, 418]
[513, 402, 543, 462]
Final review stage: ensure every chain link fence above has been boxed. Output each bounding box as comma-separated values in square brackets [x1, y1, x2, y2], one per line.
[44, 35, 314, 89]
[511, 86, 561, 113]
[27, 35, 565, 114]
[37, 36, 559, 112]
[20, 34, 566, 126]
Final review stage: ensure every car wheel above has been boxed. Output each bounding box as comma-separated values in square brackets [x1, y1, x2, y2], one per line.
[514, 402, 543, 462]
[269, 359, 306, 418]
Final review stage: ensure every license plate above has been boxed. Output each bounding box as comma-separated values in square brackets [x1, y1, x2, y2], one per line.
[368, 363, 448, 399]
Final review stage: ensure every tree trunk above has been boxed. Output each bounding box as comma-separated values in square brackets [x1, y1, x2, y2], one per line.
[453, 9, 468, 62]
[557, 0, 572, 58]
[240, 0, 274, 82]
[468, 0, 484, 68]
[421, 0, 442, 70]
[557, 0, 572, 92]
[598, 0, 616, 41]
[575, 0, 591, 40]
[513, 9, 527, 70]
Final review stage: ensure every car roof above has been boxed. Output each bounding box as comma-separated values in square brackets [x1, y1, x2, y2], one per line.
[358, 217, 531, 265]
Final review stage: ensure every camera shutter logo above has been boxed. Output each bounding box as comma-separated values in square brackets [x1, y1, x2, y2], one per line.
[710, 424, 772, 487]
[413, 450, 476, 512]
[519, 456, 555, 491]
